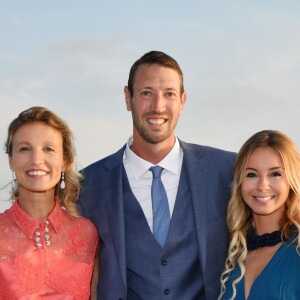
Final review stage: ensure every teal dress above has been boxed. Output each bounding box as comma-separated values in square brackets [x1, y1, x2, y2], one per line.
[222, 240, 300, 300]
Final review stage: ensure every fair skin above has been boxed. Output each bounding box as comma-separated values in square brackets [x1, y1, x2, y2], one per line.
[9, 122, 65, 221]
[241, 147, 290, 298]
[124, 64, 187, 164]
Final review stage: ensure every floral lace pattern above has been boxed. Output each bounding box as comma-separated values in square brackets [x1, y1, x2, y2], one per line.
[0, 199, 98, 299]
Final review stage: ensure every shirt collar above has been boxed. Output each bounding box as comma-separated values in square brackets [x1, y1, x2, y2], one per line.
[8, 198, 64, 239]
[124, 136, 183, 180]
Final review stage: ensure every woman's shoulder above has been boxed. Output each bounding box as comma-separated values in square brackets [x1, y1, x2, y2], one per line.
[0, 207, 14, 226]
[63, 210, 98, 239]
[61, 210, 99, 256]
[77, 215, 98, 234]
[277, 239, 300, 267]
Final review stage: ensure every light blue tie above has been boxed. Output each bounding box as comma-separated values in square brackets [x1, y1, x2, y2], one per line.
[150, 166, 170, 247]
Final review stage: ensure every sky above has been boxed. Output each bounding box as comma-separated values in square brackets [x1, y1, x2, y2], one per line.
[1, 0, 300, 212]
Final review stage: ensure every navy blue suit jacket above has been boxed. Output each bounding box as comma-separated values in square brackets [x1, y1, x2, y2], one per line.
[78, 140, 236, 300]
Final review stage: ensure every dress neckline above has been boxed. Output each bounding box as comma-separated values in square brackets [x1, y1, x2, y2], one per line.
[244, 240, 294, 299]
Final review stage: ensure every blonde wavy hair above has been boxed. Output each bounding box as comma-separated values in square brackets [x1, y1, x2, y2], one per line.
[5, 106, 82, 216]
[219, 130, 300, 299]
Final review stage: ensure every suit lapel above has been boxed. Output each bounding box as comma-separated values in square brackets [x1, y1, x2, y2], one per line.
[180, 141, 208, 277]
[102, 146, 127, 286]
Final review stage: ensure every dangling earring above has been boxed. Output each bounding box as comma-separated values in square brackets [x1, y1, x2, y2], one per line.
[12, 171, 18, 191]
[60, 172, 65, 190]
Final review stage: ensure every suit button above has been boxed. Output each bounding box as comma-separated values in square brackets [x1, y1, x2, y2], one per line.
[164, 289, 171, 295]
[161, 259, 167, 266]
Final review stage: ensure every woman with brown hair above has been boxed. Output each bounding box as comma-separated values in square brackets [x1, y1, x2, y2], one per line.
[0, 106, 98, 299]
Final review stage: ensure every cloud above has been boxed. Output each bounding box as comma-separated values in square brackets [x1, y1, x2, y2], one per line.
[1, 1, 300, 214]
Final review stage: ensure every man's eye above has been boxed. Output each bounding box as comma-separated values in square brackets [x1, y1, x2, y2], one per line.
[141, 91, 151, 96]
[166, 92, 176, 97]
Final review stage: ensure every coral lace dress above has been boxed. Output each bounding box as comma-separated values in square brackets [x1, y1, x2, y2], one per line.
[0, 199, 98, 299]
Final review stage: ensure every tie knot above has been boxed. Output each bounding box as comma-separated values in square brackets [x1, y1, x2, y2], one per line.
[150, 166, 164, 178]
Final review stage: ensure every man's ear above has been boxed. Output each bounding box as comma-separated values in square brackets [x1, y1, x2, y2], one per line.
[179, 91, 187, 116]
[124, 86, 132, 112]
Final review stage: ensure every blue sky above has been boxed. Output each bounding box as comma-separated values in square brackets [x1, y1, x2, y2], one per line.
[1, 0, 300, 211]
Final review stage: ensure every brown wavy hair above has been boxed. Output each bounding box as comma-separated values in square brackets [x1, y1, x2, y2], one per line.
[5, 106, 82, 216]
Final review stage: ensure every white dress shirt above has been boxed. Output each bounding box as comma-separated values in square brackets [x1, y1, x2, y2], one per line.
[123, 136, 183, 232]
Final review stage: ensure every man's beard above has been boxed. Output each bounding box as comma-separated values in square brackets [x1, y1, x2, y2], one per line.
[132, 111, 177, 144]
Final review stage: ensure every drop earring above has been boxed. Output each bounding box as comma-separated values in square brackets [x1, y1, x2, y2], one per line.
[60, 172, 65, 190]
[12, 171, 17, 191]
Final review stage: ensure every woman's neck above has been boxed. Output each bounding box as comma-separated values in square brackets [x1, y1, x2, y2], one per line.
[18, 190, 56, 222]
[253, 215, 281, 235]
